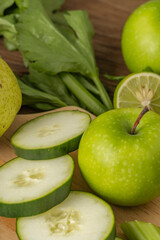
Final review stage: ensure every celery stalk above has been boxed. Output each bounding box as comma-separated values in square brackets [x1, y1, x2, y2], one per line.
[121, 220, 160, 240]
[61, 73, 107, 116]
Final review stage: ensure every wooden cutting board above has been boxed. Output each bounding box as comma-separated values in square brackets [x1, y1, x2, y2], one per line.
[0, 106, 160, 240]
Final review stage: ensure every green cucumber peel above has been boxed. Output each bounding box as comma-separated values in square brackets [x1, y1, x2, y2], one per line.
[12, 132, 83, 160]
[0, 156, 74, 218]
[11, 110, 91, 160]
[16, 191, 116, 240]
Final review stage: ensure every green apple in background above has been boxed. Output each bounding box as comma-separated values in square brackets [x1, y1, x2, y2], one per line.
[78, 108, 160, 206]
[122, 0, 160, 74]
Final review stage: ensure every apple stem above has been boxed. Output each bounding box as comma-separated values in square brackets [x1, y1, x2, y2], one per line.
[131, 106, 150, 135]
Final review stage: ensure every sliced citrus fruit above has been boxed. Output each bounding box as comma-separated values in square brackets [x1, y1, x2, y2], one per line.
[114, 72, 160, 113]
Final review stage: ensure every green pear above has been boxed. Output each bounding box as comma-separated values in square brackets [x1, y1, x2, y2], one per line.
[0, 58, 22, 137]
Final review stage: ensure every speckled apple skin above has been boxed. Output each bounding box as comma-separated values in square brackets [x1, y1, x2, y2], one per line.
[122, 0, 160, 74]
[78, 108, 160, 206]
[0, 58, 22, 137]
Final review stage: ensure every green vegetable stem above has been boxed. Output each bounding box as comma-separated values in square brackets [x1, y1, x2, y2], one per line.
[0, 0, 113, 115]
[121, 220, 160, 240]
[61, 73, 107, 115]
[104, 72, 125, 81]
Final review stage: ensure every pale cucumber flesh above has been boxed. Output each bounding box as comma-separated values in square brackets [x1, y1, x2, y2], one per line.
[11, 110, 91, 160]
[0, 156, 74, 217]
[17, 191, 116, 240]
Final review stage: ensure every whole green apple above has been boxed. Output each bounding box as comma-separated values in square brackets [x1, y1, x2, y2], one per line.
[122, 0, 160, 74]
[78, 108, 160, 206]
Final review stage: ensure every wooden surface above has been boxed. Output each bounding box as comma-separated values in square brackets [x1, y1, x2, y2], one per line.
[1, 106, 160, 240]
[0, 0, 146, 99]
[1, 0, 160, 239]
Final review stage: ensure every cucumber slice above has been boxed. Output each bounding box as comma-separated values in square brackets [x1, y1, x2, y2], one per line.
[11, 110, 91, 160]
[17, 191, 116, 240]
[0, 155, 74, 218]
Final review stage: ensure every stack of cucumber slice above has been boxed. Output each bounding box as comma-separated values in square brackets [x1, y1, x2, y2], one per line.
[0, 110, 116, 240]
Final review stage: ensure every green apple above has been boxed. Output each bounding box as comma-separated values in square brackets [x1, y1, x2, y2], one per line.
[78, 108, 160, 206]
[122, 0, 160, 74]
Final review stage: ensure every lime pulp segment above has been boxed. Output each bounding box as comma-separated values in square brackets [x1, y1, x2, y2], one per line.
[114, 72, 160, 114]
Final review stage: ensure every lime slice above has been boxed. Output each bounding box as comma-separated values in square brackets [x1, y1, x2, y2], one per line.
[114, 72, 160, 113]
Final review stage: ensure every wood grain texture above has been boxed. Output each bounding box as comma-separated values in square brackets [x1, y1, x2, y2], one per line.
[0, 0, 146, 99]
[1, 106, 160, 240]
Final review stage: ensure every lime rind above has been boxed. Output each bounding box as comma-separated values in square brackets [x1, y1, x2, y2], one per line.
[114, 72, 160, 114]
